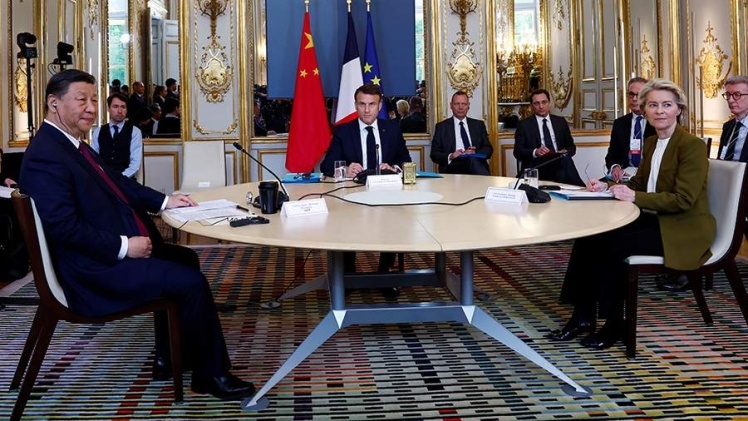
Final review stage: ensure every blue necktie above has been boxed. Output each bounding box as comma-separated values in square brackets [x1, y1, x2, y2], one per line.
[112, 124, 120, 138]
[724, 121, 742, 161]
[459, 121, 471, 149]
[365, 126, 377, 169]
[631, 116, 643, 167]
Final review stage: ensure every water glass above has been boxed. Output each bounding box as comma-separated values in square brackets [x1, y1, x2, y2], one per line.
[524, 168, 539, 188]
[334, 160, 347, 182]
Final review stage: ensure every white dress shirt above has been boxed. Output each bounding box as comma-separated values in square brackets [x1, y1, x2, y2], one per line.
[358, 119, 382, 168]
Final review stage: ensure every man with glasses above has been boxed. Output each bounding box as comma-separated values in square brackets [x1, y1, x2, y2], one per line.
[604, 77, 657, 182]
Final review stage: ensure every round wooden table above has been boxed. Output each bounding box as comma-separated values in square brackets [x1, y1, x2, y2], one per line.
[162, 175, 640, 410]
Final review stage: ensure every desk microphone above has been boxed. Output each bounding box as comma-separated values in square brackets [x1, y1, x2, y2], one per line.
[232, 142, 289, 205]
[513, 151, 569, 190]
[375, 143, 381, 176]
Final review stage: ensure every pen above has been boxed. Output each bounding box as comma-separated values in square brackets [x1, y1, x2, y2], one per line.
[236, 205, 250, 212]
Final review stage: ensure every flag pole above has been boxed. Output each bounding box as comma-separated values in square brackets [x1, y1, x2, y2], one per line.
[366, 0, 370, 12]
[305, 0, 309, 13]
[347, 0, 351, 13]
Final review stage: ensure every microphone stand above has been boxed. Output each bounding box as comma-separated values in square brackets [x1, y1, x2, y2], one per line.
[232, 142, 290, 203]
[24, 57, 35, 138]
[513, 152, 568, 189]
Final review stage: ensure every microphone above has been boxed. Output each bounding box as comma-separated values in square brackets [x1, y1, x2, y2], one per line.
[375, 143, 381, 175]
[232, 142, 289, 204]
[513, 151, 569, 189]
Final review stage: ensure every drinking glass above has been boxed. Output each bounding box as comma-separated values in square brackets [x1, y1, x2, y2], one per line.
[524, 168, 539, 188]
[334, 160, 347, 182]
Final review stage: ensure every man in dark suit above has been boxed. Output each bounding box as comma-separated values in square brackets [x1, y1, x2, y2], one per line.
[321, 83, 412, 178]
[126, 81, 147, 121]
[321, 83, 412, 290]
[514, 89, 584, 186]
[430, 91, 493, 175]
[156, 97, 181, 137]
[605, 77, 657, 182]
[165, 78, 179, 99]
[19, 69, 254, 401]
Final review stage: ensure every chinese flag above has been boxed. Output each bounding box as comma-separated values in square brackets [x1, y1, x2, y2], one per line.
[286, 11, 332, 173]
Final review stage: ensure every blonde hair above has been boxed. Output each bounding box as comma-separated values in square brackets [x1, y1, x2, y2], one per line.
[396, 99, 409, 116]
[638, 78, 688, 125]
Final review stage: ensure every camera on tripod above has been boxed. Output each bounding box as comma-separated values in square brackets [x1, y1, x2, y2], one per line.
[16, 32, 37, 60]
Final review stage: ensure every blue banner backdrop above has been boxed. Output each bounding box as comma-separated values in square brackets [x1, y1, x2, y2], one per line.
[266, 0, 416, 98]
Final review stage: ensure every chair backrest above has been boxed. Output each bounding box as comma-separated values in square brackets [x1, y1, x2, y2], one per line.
[11, 191, 69, 308]
[705, 159, 748, 265]
[179, 140, 227, 193]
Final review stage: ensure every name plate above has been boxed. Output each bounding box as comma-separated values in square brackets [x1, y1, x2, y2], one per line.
[366, 174, 403, 190]
[484, 187, 527, 204]
[282, 198, 329, 218]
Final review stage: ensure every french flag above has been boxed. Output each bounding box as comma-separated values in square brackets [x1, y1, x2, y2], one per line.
[334, 12, 363, 125]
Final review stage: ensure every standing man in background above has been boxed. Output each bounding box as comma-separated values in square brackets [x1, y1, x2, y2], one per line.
[92, 92, 143, 179]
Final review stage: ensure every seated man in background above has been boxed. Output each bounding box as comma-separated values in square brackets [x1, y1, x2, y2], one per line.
[430, 91, 493, 175]
[400, 96, 427, 133]
[92, 93, 143, 179]
[20, 69, 255, 400]
[605, 77, 656, 182]
[514, 89, 584, 186]
[321, 83, 411, 294]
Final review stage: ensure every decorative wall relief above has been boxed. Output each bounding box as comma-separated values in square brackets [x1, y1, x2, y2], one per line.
[193, 119, 238, 135]
[446, 0, 482, 96]
[553, 0, 566, 31]
[695, 21, 731, 99]
[639, 35, 656, 80]
[87, 0, 99, 40]
[14, 60, 29, 112]
[549, 65, 572, 110]
[195, 0, 233, 103]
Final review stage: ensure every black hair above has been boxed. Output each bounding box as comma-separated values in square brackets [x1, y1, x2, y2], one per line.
[45, 69, 96, 113]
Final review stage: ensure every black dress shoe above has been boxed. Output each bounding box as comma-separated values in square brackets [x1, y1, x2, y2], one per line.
[152, 356, 172, 381]
[656, 274, 689, 293]
[379, 287, 400, 298]
[191, 373, 256, 401]
[581, 322, 624, 350]
[546, 318, 595, 341]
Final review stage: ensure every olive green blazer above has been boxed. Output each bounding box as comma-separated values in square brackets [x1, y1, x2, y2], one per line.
[627, 125, 716, 270]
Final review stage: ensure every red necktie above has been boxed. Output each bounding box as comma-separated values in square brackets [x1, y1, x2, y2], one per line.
[79, 142, 150, 237]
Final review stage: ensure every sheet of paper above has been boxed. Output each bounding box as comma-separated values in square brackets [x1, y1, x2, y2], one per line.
[0, 186, 13, 199]
[164, 199, 249, 222]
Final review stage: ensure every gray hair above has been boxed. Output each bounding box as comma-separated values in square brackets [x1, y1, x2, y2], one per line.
[627, 77, 648, 90]
[724, 75, 748, 87]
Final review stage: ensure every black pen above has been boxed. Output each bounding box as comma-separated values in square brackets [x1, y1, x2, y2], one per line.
[236, 205, 250, 212]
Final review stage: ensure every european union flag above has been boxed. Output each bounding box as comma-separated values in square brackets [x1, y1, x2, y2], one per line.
[363, 11, 388, 120]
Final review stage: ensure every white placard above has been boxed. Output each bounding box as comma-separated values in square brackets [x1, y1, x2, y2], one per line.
[282, 198, 329, 218]
[484, 187, 527, 204]
[198, 181, 211, 188]
[366, 174, 403, 190]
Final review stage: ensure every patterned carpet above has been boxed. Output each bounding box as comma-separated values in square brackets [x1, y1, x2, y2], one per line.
[2, 243, 748, 420]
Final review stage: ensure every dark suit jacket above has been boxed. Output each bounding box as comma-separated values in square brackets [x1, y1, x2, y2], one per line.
[513, 114, 577, 169]
[430, 117, 493, 173]
[605, 112, 657, 169]
[717, 118, 748, 163]
[126, 93, 146, 120]
[19, 122, 167, 316]
[628, 125, 715, 270]
[321, 118, 412, 177]
[157, 115, 181, 137]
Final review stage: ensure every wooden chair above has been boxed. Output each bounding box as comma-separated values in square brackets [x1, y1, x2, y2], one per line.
[624, 159, 748, 358]
[9, 191, 183, 421]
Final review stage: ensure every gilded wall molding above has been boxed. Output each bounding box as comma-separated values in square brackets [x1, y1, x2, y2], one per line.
[640, 35, 656, 79]
[86, 0, 100, 41]
[446, 0, 481, 97]
[192, 119, 238, 135]
[553, 0, 566, 31]
[695, 21, 731, 99]
[195, 0, 233, 103]
[13, 60, 30, 112]
[549, 65, 572, 110]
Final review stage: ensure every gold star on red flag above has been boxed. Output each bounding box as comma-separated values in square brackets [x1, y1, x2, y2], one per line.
[299, 69, 308, 78]
[313, 68, 320, 76]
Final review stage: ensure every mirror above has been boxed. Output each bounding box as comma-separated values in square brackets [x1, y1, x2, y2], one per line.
[252, 0, 429, 138]
[102, 0, 181, 139]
